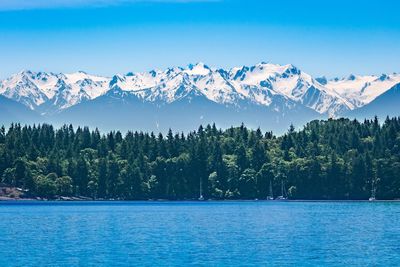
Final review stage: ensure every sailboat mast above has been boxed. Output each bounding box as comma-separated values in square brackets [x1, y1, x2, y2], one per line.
[199, 178, 202, 198]
[371, 178, 376, 198]
[269, 181, 273, 198]
[369, 176, 377, 201]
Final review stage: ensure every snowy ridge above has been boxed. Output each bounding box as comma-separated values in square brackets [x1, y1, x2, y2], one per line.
[0, 70, 109, 113]
[0, 63, 398, 117]
[325, 73, 400, 108]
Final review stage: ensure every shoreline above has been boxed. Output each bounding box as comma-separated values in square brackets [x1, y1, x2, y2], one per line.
[1, 197, 400, 203]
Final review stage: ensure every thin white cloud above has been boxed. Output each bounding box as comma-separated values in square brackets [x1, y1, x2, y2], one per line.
[0, 0, 218, 11]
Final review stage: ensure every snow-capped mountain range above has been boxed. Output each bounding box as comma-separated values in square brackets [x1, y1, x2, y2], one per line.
[0, 70, 109, 113]
[1, 62, 399, 133]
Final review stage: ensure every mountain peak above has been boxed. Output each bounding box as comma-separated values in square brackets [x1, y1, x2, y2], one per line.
[185, 62, 211, 76]
[189, 62, 208, 68]
[315, 76, 328, 85]
[109, 75, 124, 87]
[283, 64, 300, 75]
[17, 70, 36, 79]
[19, 69, 33, 75]
[346, 74, 357, 81]
[378, 73, 390, 81]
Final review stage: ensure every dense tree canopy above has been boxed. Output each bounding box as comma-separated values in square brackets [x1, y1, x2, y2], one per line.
[1, 117, 400, 200]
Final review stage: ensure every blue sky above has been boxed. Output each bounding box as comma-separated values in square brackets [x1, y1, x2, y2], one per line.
[0, 0, 399, 78]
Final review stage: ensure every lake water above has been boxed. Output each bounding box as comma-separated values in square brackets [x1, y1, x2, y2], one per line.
[0, 201, 399, 266]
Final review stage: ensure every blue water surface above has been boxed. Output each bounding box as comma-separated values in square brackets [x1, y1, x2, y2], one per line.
[0, 201, 399, 266]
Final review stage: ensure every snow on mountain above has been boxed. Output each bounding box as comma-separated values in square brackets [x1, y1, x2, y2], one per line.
[0, 63, 398, 118]
[185, 64, 243, 105]
[106, 62, 351, 116]
[0, 70, 110, 114]
[139, 72, 199, 103]
[228, 63, 353, 116]
[184, 62, 211, 76]
[0, 71, 51, 109]
[109, 63, 243, 105]
[325, 73, 400, 108]
[64, 71, 110, 99]
[347, 83, 400, 120]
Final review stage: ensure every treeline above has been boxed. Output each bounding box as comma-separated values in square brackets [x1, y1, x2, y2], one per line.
[1, 117, 400, 200]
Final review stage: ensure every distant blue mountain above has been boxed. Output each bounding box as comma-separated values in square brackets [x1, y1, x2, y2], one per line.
[347, 83, 400, 120]
[51, 86, 321, 133]
[0, 95, 41, 126]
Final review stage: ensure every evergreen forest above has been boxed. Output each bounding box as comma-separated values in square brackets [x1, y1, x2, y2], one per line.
[1, 117, 400, 200]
